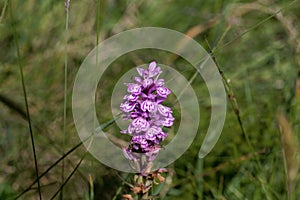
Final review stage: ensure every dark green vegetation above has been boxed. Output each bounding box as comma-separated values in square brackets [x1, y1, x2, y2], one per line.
[1, 0, 300, 199]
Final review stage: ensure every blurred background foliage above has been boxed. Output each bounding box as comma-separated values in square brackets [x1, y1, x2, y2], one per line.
[0, 0, 300, 199]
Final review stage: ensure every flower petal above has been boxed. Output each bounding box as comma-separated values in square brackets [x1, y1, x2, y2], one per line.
[148, 61, 156, 71]
[120, 101, 136, 112]
[157, 86, 171, 97]
[127, 83, 141, 94]
[132, 117, 150, 131]
[136, 67, 145, 77]
[141, 100, 157, 113]
[157, 104, 172, 116]
[142, 78, 153, 88]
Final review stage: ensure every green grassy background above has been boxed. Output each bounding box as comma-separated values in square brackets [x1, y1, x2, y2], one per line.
[1, 0, 300, 199]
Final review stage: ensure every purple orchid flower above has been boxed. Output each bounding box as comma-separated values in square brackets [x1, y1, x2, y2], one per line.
[120, 61, 174, 163]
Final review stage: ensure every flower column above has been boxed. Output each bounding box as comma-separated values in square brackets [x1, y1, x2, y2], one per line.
[120, 61, 174, 167]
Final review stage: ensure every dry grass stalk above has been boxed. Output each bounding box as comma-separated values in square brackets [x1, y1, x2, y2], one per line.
[277, 112, 299, 198]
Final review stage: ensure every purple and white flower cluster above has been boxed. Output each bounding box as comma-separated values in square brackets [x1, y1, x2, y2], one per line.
[120, 61, 174, 162]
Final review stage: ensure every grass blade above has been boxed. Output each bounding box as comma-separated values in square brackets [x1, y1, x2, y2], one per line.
[60, 1, 70, 199]
[14, 117, 118, 199]
[215, 0, 298, 52]
[0, 0, 9, 23]
[13, 141, 83, 200]
[9, 1, 42, 199]
[50, 153, 87, 200]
